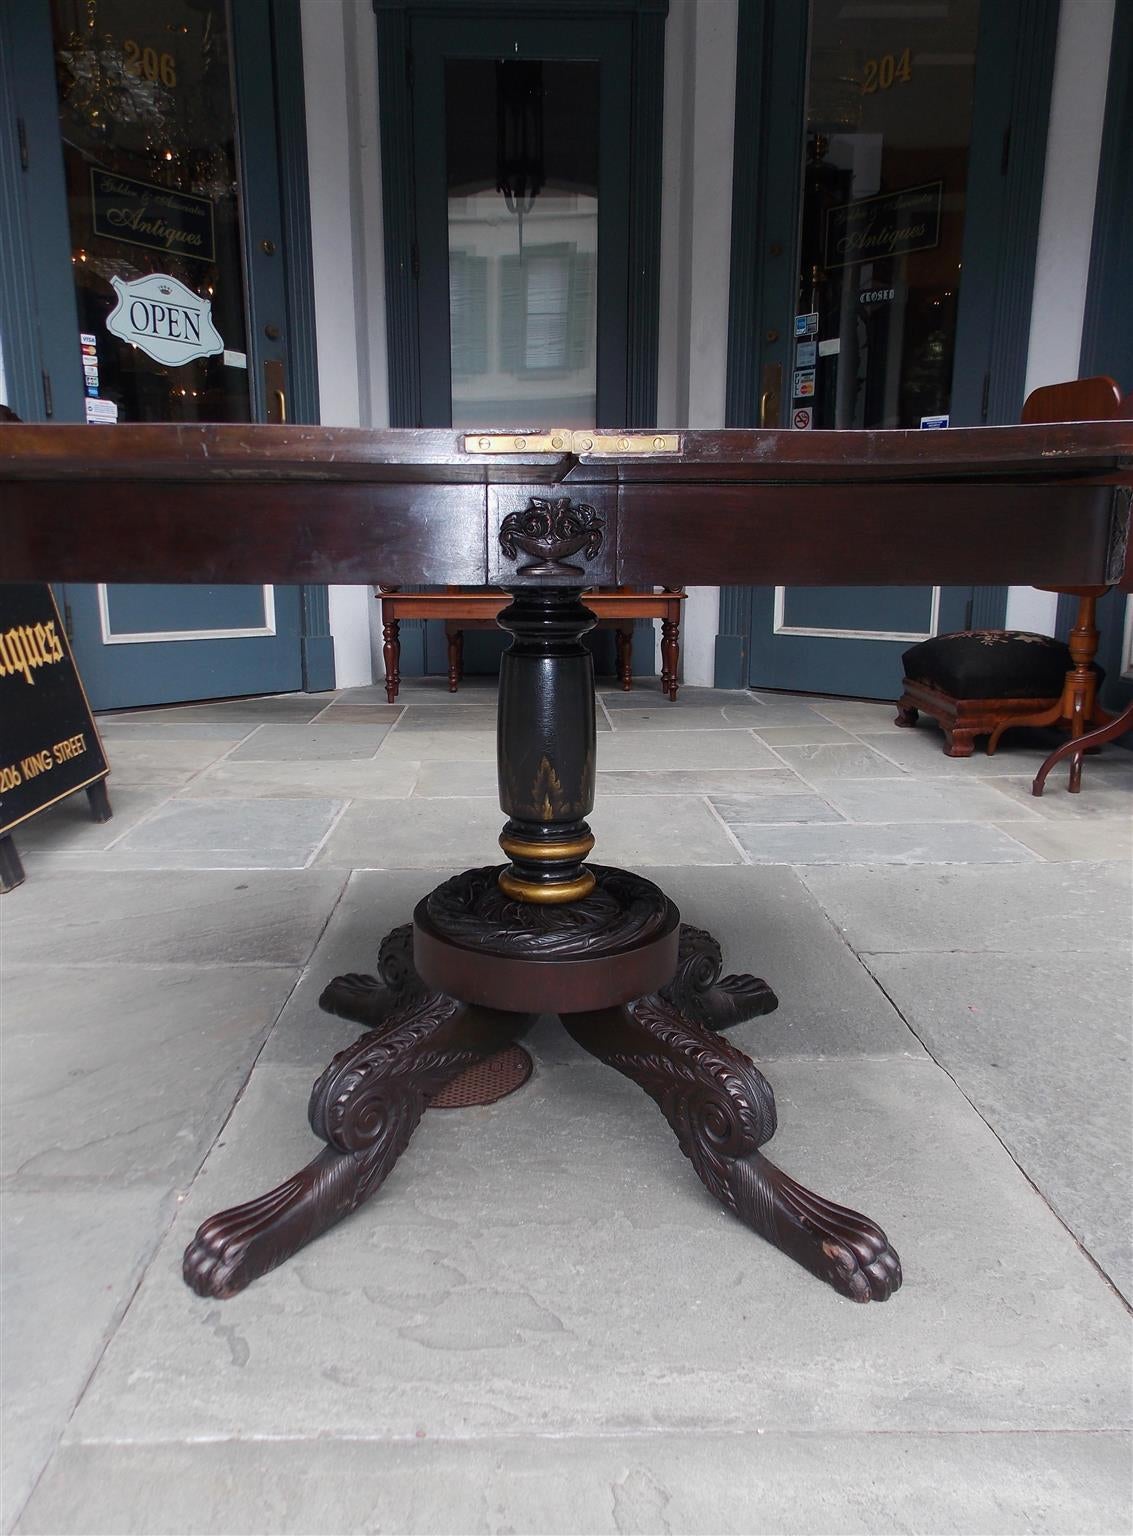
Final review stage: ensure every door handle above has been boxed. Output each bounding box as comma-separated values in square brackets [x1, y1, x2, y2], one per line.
[263, 358, 287, 423]
[759, 362, 782, 428]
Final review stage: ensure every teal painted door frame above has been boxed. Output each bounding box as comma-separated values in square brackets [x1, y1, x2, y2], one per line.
[0, 0, 331, 710]
[720, 0, 1060, 698]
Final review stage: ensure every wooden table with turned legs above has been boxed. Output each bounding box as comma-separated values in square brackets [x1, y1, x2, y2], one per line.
[4, 421, 1131, 1308]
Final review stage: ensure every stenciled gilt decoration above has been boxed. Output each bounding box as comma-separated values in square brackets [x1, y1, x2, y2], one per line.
[499, 497, 604, 577]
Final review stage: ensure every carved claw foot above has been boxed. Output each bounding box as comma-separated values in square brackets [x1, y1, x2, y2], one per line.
[562, 992, 901, 1302]
[184, 995, 534, 1298]
[661, 924, 777, 1031]
[731, 1151, 902, 1302]
[183, 1146, 376, 1299]
[319, 923, 426, 1027]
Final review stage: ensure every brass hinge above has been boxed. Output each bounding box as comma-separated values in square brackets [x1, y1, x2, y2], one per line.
[463, 430, 681, 455]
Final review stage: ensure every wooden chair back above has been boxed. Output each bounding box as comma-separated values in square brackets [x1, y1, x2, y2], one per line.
[1021, 375, 1123, 424]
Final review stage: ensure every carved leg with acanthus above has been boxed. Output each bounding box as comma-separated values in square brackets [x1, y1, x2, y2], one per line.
[184, 994, 535, 1298]
[661, 923, 778, 1032]
[561, 994, 901, 1302]
[319, 923, 425, 1028]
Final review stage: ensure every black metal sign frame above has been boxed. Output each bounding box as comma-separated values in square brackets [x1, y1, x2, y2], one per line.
[0, 584, 109, 837]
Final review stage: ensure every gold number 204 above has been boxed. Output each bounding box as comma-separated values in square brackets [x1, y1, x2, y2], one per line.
[862, 47, 912, 94]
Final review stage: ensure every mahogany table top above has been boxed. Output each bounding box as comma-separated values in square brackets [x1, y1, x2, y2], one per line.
[3, 423, 1131, 589]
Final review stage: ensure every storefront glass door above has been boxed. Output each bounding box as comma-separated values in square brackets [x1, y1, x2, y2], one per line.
[404, 13, 636, 681]
[13, 0, 307, 709]
[748, 0, 984, 698]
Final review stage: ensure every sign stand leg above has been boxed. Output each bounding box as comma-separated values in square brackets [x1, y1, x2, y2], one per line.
[0, 835, 25, 893]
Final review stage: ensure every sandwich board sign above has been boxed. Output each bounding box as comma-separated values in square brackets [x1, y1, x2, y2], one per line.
[0, 584, 111, 890]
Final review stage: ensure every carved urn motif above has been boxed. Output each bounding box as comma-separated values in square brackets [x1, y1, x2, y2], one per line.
[499, 496, 604, 577]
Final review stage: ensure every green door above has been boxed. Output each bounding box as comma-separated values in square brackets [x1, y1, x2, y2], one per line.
[384, 4, 661, 682]
[726, 0, 1058, 698]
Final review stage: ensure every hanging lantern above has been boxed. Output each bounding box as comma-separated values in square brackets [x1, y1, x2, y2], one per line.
[495, 59, 544, 215]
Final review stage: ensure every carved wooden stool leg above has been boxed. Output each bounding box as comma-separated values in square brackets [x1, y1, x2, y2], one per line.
[662, 923, 778, 1031]
[561, 994, 901, 1302]
[183, 996, 535, 1298]
[894, 697, 919, 728]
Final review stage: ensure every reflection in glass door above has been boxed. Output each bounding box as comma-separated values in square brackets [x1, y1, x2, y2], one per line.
[754, 1, 982, 699]
[446, 59, 599, 429]
[51, 0, 253, 424]
[797, 0, 981, 429]
[44, 0, 305, 708]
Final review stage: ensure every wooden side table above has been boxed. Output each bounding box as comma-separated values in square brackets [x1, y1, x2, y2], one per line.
[376, 586, 686, 701]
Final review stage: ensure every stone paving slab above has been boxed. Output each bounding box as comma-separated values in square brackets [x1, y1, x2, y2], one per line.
[61, 1059, 1131, 1447]
[865, 947, 1133, 1301]
[308, 703, 404, 724]
[589, 797, 743, 865]
[770, 742, 909, 781]
[1, 964, 296, 1187]
[749, 721, 858, 744]
[595, 864, 919, 1062]
[595, 731, 785, 770]
[348, 680, 496, 704]
[0, 869, 346, 966]
[97, 718, 253, 741]
[992, 816, 1133, 860]
[99, 738, 235, 787]
[818, 777, 1044, 823]
[313, 797, 505, 868]
[379, 729, 498, 761]
[987, 773, 1133, 818]
[2, 1185, 175, 1535]
[17, 1429, 1132, 1536]
[800, 861, 1132, 953]
[227, 724, 391, 761]
[710, 791, 844, 824]
[411, 759, 500, 796]
[604, 706, 757, 732]
[596, 766, 803, 795]
[104, 796, 345, 868]
[177, 757, 417, 799]
[11, 786, 167, 852]
[601, 684, 762, 709]
[809, 698, 908, 728]
[105, 695, 333, 725]
[396, 704, 610, 733]
[727, 820, 1039, 865]
[858, 729, 1117, 778]
[259, 869, 441, 1069]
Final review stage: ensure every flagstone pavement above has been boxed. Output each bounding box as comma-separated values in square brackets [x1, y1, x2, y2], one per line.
[2, 679, 1131, 1535]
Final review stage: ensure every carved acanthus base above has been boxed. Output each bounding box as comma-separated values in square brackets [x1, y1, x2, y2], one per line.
[562, 991, 902, 1303]
[318, 923, 424, 1028]
[183, 994, 535, 1298]
[662, 923, 778, 1031]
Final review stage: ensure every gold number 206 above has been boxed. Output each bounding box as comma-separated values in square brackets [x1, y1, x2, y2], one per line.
[862, 47, 912, 94]
[122, 39, 177, 87]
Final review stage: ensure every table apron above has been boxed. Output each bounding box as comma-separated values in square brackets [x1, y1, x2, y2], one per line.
[616, 482, 1128, 588]
[2, 478, 1127, 589]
